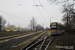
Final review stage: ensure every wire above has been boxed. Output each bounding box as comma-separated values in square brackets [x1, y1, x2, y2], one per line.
[39, 0, 54, 18]
[33, 0, 45, 20]
[33, 0, 50, 28]
[0, 10, 26, 20]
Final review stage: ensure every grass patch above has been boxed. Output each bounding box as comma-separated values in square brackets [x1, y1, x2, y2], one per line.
[0, 32, 5, 33]
[47, 31, 51, 37]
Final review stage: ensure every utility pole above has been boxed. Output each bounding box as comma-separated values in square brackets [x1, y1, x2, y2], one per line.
[0, 17, 2, 32]
[64, 0, 69, 32]
[50, 19, 51, 25]
[32, 17, 35, 31]
[67, 10, 69, 32]
[43, 23, 44, 29]
[18, 23, 20, 28]
[31, 20, 32, 31]
[33, 18, 34, 30]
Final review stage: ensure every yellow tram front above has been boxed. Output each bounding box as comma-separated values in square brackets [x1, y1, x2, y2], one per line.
[50, 22, 59, 35]
[6, 27, 14, 31]
[6, 27, 10, 31]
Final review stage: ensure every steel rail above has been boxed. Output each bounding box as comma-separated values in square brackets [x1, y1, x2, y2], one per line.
[25, 35, 55, 50]
[20, 31, 47, 50]
[39, 35, 54, 50]
[24, 35, 54, 50]
[26, 39, 44, 50]
[0, 31, 42, 40]
[39, 37, 47, 50]
[45, 37, 55, 50]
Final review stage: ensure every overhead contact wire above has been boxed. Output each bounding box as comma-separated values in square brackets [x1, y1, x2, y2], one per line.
[39, 0, 54, 18]
[0, 10, 26, 20]
[33, 0, 45, 20]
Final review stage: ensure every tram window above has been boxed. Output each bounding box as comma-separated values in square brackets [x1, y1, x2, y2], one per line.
[51, 25, 56, 28]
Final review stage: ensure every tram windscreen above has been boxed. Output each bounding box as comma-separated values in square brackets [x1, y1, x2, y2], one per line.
[51, 25, 57, 30]
[51, 25, 56, 28]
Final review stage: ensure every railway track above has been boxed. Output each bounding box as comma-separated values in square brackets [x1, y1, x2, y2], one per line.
[21, 31, 48, 50]
[21, 31, 56, 50]
[39, 36, 55, 50]
[0, 31, 42, 43]
[0, 31, 42, 40]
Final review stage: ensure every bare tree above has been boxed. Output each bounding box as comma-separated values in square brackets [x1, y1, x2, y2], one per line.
[47, 0, 69, 4]
[0, 15, 6, 31]
[36, 24, 44, 31]
[47, 0, 75, 32]
[29, 17, 37, 31]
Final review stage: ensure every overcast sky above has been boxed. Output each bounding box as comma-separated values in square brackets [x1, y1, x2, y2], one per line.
[0, 0, 66, 28]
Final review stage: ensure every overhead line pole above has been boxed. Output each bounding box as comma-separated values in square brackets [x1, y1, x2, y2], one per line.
[50, 19, 51, 25]
[64, 0, 69, 32]
[0, 17, 2, 32]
